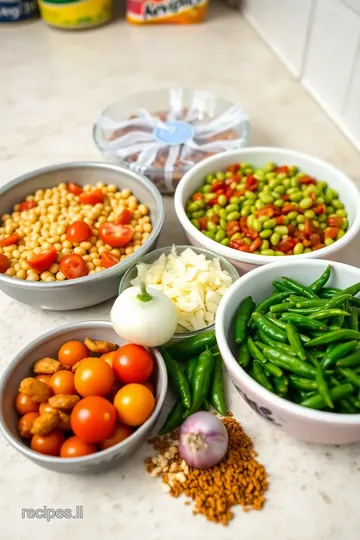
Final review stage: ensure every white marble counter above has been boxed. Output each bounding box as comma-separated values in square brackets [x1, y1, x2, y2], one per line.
[1, 5, 360, 540]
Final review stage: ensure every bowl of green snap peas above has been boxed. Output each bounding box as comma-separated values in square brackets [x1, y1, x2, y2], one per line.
[215, 260, 360, 445]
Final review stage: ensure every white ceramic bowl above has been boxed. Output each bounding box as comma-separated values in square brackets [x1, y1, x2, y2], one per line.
[174, 147, 360, 274]
[215, 259, 360, 445]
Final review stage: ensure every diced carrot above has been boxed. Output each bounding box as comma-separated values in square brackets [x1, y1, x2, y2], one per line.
[324, 227, 339, 239]
[327, 216, 343, 228]
[249, 237, 262, 252]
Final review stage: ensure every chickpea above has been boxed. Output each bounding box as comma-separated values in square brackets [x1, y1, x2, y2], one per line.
[16, 269, 26, 279]
[143, 224, 152, 233]
[125, 246, 134, 255]
[74, 247, 86, 256]
[44, 276, 56, 282]
[80, 241, 92, 251]
[56, 271, 66, 281]
[49, 263, 59, 274]
[132, 210, 141, 220]
[62, 240, 72, 249]
[5, 268, 15, 277]
[86, 262, 95, 271]
[27, 272, 40, 281]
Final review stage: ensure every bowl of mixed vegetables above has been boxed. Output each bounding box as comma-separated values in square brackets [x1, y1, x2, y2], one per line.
[174, 147, 360, 274]
[215, 259, 360, 445]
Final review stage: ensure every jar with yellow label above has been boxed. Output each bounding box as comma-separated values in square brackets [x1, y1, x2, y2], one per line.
[38, 0, 112, 29]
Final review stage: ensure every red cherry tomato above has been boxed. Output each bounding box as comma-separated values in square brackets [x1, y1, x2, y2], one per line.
[28, 246, 58, 273]
[31, 429, 65, 456]
[60, 254, 88, 280]
[67, 182, 83, 196]
[99, 223, 133, 248]
[116, 209, 133, 225]
[0, 254, 10, 273]
[101, 251, 120, 269]
[58, 340, 89, 367]
[19, 200, 37, 212]
[60, 436, 97, 458]
[113, 344, 153, 384]
[66, 221, 92, 243]
[0, 233, 19, 247]
[74, 357, 114, 397]
[79, 190, 104, 205]
[71, 396, 116, 443]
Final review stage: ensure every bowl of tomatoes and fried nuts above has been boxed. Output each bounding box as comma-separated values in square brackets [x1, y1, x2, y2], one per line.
[0, 321, 167, 473]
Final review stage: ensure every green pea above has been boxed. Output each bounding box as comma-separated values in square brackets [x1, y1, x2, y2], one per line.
[299, 197, 313, 209]
[262, 185, 271, 193]
[206, 173, 215, 184]
[216, 171, 225, 181]
[230, 196, 240, 205]
[290, 177, 299, 188]
[298, 223, 305, 231]
[304, 248, 312, 253]
[275, 251, 285, 256]
[317, 181, 327, 191]
[289, 165, 298, 176]
[325, 238, 334, 246]
[217, 194, 227, 207]
[259, 229, 272, 239]
[202, 185, 212, 193]
[341, 218, 348, 230]
[247, 215, 255, 228]
[287, 187, 298, 195]
[318, 214, 327, 222]
[242, 238, 251, 245]
[316, 197, 324, 205]
[253, 218, 262, 232]
[335, 209, 347, 217]
[244, 168, 254, 175]
[326, 206, 334, 215]
[219, 208, 227, 218]
[188, 201, 201, 212]
[230, 232, 242, 241]
[264, 162, 276, 172]
[274, 185, 286, 194]
[293, 243, 304, 255]
[191, 219, 200, 229]
[225, 171, 233, 178]
[227, 211, 241, 221]
[270, 232, 280, 246]
[269, 178, 281, 190]
[236, 183, 243, 190]
[274, 226, 288, 236]
[296, 214, 305, 223]
[324, 188, 333, 203]
[213, 204, 221, 215]
[220, 218, 227, 229]
[277, 173, 287, 180]
[204, 230, 215, 240]
[259, 215, 269, 224]
[192, 210, 205, 218]
[245, 190, 256, 200]
[221, 238, 230, 246]
[287, 211, 298, 220]
[320, 223, 327, 230]
[330, 188, 338, 198]
[251, 205, 256, 213]
[261, 240, 270, 250]
[215, 229, 226, 242]
[225, 204, 239, 214]
[263, 218, 276, 229]
[289, 193, 302, 202]
[312, 220, 320, 227]
[253, 173, 264, 181]
[240, 206, 251, 217]
[304, 209, 315, 219]
[255, 200, 265, 209]
[253, 251, 260, 255]
[259, 193, 274, 204]
[206, 209, 215, 218]
[204, 193, 217, 202]
[207, 221, 217, 231]
[283, 178, 291, 187]
[290, 220, 297, 227]
[261, 249, 275, 256]
[274, 199, 284, 208]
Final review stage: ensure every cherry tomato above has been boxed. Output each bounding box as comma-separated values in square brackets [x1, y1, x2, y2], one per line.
[28, 246, 57, 273]
[142, 381, 155, 394]
[50, 370, 76, 395]
[79, 190, 104, 205]
[15, 393, 39, 415]
[31, 429, 65, 456]
[99, 423, 133, 450]
[60, 254, 88, 280]
[116, 209, 133, 225]
[67, 182, 83, 196]
[58, 340, 89, 368]
[66, 221, 92, 243]
[71, 396, 116, 443]
[36, 374, 52, 387]
[113, 344, 153, 384]
[60, 436, 97, 458]
[74, 357, 114, 397]
[113, 384, 155, 426]
[98, 223, 133, 248]
[18, 412, 39, 439]
[0, 233, 19, 247]
[100, 251, 120, 269]
[19, 200, 37, 212]
[100, 351, 116, 368]
[0, 254, 10, 274]
[39, 402, 54, 415]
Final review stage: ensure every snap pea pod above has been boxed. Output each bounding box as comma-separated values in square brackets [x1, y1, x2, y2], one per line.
[165, 330, 216, 360]
[272, 280, 291, 293]
[255, 291, 291, 315]
[337, 367, 360, 389]
[253, 361, 273, 392]
[160, 348, 191, 409]
[209, 353, 227, 415]
[300, 383, 354, 410]
[287, 307, 321, 316]
[262, 347, 316, 378]
[270, 302, 295, 314]
[252, 312, 288, 343]
[349, 306, 359, 331]
[336, 282, 360, 298]
[187, 349, 215, 415]
[349, 296, 360, 308]
[266, 314, 310, 343]
[255, 332, 296, 356]
[306, 351, 320, 367]
[288, 375, 318, 391]
[336, 348, 360, 368]
[310, 264, 331, 293]
[286, 322, 307, 361]
[273, 375, 288, 396]
[234, 296, 256, 344]
[237, 340, 251, 368]
[281, 313, 327, 331]
[316, 364, 334, 408]
[318, 287, 341, 299]
[324, 294, 352, 309]
[250, 340, 283, 377]
[281, 277, 319, 299]
[159, 401, 185, 435]
[321, 340, 358, 369]
[308, 309, 350, 320]
[304, 330, 360, 347]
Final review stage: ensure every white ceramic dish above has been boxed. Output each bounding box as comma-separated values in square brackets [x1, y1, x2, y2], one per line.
[174, 147, 360, 274]
[215, 259, 360, 445]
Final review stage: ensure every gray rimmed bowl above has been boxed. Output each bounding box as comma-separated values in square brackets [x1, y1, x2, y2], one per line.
[0, 321, 168, 474]
[0, 162, 164, 310]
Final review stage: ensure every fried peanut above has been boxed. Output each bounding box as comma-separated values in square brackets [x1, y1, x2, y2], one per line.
[31, 411, 59, 435]
[18, 377, 51, 403]
[71, 360, 84, 372]
[84, 338, 118, 354]
[48, 394, 80, 410]
[57, 410, 71, 430]
[33, 357, 64, 374]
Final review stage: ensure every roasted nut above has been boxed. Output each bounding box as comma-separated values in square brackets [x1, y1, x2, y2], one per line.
[31, 411, 59, 435]
[33, 357, 64, 374]
[18, 377, 51, 403]
[84, 338, 118, 354]
[57, 410, 71, 430]
[48, 394, 80, 410]
[71, 360, 84, 372]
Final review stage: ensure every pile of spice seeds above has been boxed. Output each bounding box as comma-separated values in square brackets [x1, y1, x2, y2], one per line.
[145, 414, 268, 525]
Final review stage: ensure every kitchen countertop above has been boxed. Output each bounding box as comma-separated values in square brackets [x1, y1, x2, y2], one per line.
[1, 5, 360, 540]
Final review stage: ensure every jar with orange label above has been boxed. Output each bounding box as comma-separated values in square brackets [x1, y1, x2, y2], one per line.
[126, 0, 208, 24]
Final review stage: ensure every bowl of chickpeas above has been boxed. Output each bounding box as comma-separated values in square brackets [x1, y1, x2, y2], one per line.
[0, 162, 164, 310]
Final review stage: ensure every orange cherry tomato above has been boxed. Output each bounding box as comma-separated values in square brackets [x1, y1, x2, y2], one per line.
[36, 374, 52, 387]
[142, 381, 155, 394]
[60, 436, 97, 458]
[98, 223, 133, 248]
[0, 254, 10, 274]
[58, 340, 89, 368]
[19, 200, 37, 212]
[28, 246, 57, 273]
[39, 402, 54, 415]
[68, 182, 83, 196]
[59, 254, 88, 280]
[113, 344, 153, 384]
[100, 251, 120, 269]
[18, 412, 39, 439]
[74, 357, 114, 397]
[116, 209, 133, 225]
[15, 393, 39, 415]
[71, 396, 116, 443]
[50, 370, 76, 395]
[31, 429, 65, 456]
[0, 233, 19, 247]
[100, 351, 116, 369]
[99, 423, 133, 450]
[66, 221, 92, 243]
[113, 384, 155, 426]
[79, 190, 104, 205]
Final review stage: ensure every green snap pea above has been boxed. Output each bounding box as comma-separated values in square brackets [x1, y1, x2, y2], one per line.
[252, 312, 288, 343]
[321, 340, 358, 369]
[255, 291, 291, 314]
[160, 349, 191, 409]
[324, 293, 352, 309]
[252, 361, 273, 392]
[300, 383, 354, 410]
[286, 322, 307, 361]
[281, 313, 327, 331]
[338, 368, 360, 389]
[288, 375, 318, 391]
[270, 302, 295, 313]
[291, 297, 325, 308]
[305, 330, 360, 347]
[234, 296, 256, 344]
[349, 307, 359, 331]
[255, 330, 297, 356]
[309, 264, 331, 292]
[336, 348, 360, 368]
[338, 282, 360, 298]
[272, 280, 291, 293]
[273, 375, 288, 396]
[281, 277, 319, 299]
[316, 364, 334, 408]
[237, 340, 251, 368]
[308, 309, 349, 320]
[262, 347, 316, 378]
[318, 287, 341, 299]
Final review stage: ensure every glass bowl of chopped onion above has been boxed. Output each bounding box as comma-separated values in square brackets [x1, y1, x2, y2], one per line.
[119, 245, 239, 342]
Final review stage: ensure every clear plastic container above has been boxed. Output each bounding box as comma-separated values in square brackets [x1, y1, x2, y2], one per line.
[118, 245, 239, 344]
[93, 88, 250, 194]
